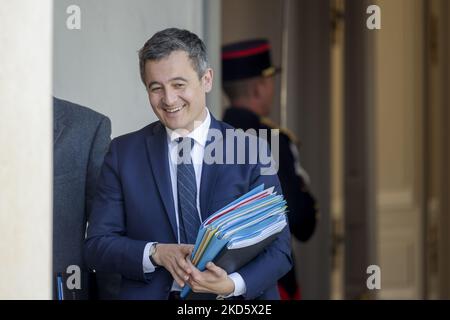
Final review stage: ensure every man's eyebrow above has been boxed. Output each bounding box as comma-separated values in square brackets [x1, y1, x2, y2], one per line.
[148, 77, 188, 88]
[170, 77, 188, 82]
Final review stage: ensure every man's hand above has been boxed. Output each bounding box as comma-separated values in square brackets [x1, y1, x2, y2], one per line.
[152, 244, 194, 287]
[185, 260, 235, 296]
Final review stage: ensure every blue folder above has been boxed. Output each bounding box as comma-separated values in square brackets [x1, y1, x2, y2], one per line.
[181, 184, 288, 299]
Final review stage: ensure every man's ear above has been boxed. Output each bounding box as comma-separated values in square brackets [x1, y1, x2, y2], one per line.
[202, 68, 213, 93]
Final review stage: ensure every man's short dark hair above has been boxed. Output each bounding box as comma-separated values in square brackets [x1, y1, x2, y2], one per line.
[138, 28, 209, 84]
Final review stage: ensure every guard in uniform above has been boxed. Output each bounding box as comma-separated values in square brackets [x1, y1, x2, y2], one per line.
[221, 39, 318, 300]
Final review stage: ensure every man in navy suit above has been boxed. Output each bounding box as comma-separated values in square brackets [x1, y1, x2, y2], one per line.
[84, 28, 292, 300]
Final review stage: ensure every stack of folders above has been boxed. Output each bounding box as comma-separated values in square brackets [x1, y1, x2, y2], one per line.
[181, 184, 288, 299]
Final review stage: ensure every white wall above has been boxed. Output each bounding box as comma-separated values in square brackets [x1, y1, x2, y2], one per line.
[0, 0, 53, 299]
[53, 0, 220, 138]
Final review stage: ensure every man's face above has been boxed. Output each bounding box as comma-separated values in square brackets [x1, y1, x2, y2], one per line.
[144, 50, 213, 132]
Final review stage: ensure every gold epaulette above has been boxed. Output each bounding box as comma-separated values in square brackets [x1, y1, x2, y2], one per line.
[260, 117, 301, 145]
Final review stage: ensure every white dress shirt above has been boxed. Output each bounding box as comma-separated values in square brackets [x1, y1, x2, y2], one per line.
[142, 108, 246, 297]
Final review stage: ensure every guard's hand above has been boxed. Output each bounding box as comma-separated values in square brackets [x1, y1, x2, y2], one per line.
[185, 260, 235, 296]
[152, 244, 194, 287]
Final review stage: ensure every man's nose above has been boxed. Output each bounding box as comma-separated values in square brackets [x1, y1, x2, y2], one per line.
[163, 88, 177, 106]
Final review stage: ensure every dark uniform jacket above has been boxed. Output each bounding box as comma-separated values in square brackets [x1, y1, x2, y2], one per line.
[223, 106, 317, 299]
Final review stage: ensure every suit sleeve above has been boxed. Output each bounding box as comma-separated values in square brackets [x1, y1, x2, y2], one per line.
[85, 116, 111, 220]
[84, 139, 150, 282]
[236, 138, 293, 299]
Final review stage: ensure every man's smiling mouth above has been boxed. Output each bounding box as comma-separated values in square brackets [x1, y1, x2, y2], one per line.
[164, 104, 186, 113]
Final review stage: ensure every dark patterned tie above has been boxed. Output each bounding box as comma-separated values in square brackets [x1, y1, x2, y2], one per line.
[176, 137, 201, 244]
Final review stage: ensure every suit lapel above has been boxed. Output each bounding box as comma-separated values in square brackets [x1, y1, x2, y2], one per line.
[200, 115, 223, 220]
[145, 116, 225, 235]
[145, 123, 178, 240]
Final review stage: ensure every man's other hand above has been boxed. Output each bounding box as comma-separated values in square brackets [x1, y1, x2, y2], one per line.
[152, 243, 194, 287]
[185, 260, 235, 296]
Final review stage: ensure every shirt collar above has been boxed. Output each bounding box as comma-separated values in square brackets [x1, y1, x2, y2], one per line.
[165, 108, 211, 147]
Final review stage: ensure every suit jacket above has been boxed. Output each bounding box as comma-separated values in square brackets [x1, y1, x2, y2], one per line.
[53, 97, 111, 299]
[84, 114, 292, 300]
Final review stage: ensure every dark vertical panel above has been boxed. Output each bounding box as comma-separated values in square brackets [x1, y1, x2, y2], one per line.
[423, 0, 430, 300]
[296, 0, 332, 300]
[343, 0, 376, 299]
[440, 0, 450, 299]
